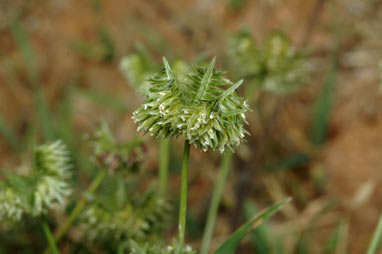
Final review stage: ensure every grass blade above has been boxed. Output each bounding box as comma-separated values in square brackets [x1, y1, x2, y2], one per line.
[41, 221, 59, 254]
[35, 89, 55, 141]
[311, 59, 337, 146]
[367, 213, 382, 254]
[0, 116, 20, 152]
[323, 219, 348, 254]
[243, 200, 271, 254]
[215, 197, 291, 254]
[9, 14, 39, 85]
[200, 152, 233, 254]
[72, 87, 128, 112]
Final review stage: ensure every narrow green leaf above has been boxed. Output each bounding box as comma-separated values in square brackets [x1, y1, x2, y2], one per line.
[196, 57, 216, 100]
[0, 116, 20, 152]
[9, 14, 39, 85]
[244, 200, 271, 254]
[35, 89, 55, 141]
[41, 221, 59, 254]
[311, 61, 337, 146]
[367, 213, 382, 254]
[215, 197, 291, 254]
[322, 220, 347, 254]
[98, 25, 115, 62]
[265, 152, 310, 172]
[220, 79, 243, 101]
[72, 87, 128, 112]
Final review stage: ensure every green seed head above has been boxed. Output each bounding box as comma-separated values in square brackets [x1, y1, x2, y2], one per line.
[229, 31, 311, 94]
[132, 57, 250, 153]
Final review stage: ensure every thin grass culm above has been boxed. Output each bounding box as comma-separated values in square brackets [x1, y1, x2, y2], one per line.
[178, 139, 190, 250]
[41, 221, 59, 254]
[200, 151, 233, 254]
[159, 138, 170, 195]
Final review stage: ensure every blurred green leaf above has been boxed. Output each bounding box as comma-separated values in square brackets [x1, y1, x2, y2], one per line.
[9, 14, 39, 84]
[72, 87, 129, 112]
[3, 170, 36, 206]
[98, 25, 115, 62]
[244, 200, 271, 254]
[266, 152, 310, 172]
[296, 236, 311, 254]
[35, 89, 56, 141]
[215, 197, 291, 254]
[367, 213, 382, 254]
[0, 116, 20, 152]
[311, 61, 337, 146]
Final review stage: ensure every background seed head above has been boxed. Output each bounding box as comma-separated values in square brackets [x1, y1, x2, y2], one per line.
[229, 31, 311, 94]
[0, 188, 25, 223]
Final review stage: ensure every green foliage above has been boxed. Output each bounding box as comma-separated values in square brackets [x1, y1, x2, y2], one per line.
[311, 61, 337, 146]
[244, 200, 272, 254]
[215, 198, 291, 254]
[78, 124, 170, 250]
[0, 141, 71, 225]
[367, 213, 382, 254]
[132, 57, 250, 153]
[0, 116, 20, 152]
[228, 31, 311, 94]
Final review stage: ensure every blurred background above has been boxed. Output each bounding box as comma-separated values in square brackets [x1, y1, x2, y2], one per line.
[0, 0, 381, 253]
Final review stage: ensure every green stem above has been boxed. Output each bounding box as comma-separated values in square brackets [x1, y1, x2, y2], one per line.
[178, 139, 191, 251]
[159, 138, 170, 195]
[200, 151, 233, 254]
[41, 221, 59, 254]
[44, 169, 106, 254]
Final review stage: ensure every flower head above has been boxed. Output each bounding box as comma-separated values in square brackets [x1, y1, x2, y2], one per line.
[32, 175, 71, 215]
[34, 140, 71, 177]
[0, 188, 25, 223]
[0, 141, 72, 225]
[132, 57, 250, 153]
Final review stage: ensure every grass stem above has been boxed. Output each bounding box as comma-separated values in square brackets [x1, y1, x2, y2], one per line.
[200, 151, 233, 254]
[159, 138, 170, 195]
[41, 221, 59, 254]
[177, 139, 190, 251]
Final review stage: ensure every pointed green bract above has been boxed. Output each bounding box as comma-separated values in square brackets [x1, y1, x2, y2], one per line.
[196, 57, 216, 101]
